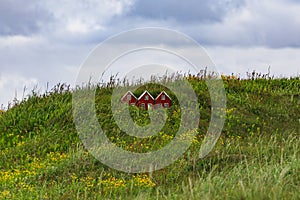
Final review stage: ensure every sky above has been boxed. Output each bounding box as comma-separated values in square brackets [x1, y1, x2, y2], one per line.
[1, 0, 300, 107]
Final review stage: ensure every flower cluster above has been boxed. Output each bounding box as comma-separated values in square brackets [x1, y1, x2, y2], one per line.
[0, 152, 68, 194]
[0, 190, 11, 199]
[47, 152, 68, 162]
[98, 175, 126, 189]
[71, 172, 156, 192]
[131, 174, 156, 188]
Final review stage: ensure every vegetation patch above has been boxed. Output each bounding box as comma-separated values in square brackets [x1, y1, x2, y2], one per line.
[0, 72, 299, 199]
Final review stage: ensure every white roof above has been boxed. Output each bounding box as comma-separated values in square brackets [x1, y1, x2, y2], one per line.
[155, 90, 172, 100]
[121, 91, 137, 100]
[137, 90, 155, 100]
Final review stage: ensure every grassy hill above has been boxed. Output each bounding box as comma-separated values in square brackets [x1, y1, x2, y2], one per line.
[0, 74, 299, 199]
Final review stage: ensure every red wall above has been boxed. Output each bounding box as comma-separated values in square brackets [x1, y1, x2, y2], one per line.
[121, 92, 137, 106]
[155, 93, 172, 108]
[122, 91, 172, 110]
[136, 94, 155, 110]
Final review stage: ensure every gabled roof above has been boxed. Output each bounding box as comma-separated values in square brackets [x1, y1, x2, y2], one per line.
[155, 90, 172, 100]
[121, 91, 137, 100]
[138, 90, 155, 100]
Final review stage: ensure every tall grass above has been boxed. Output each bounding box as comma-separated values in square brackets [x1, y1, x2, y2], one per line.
[0, 72, 299, 199]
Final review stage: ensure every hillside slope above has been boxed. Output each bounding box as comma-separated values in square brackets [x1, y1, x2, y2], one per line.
[0, 76, 299, 199]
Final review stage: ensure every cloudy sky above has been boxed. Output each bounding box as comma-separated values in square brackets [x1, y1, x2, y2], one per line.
[1, 0, 300, 107]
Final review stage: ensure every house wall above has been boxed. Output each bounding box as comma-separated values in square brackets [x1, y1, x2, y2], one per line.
[155, 94, 172, 108]
[122, 91, 172, 110]
[136, 94, 155, 110]
[128, 98, 137, 106]
[121, 93, 137, 106]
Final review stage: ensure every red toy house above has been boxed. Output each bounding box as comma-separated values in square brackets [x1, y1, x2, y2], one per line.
[121, 90, 172, 110]
[121, 91, 137, 106]
[155, 91, 172, 108]
[136, 90, 155, 110]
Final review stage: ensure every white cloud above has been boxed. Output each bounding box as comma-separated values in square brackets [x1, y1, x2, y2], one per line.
[66, 19, 104, 34]
[206, 46, 300, 77]
[0, 35, 42, 47]
[0, 73, 38, 108]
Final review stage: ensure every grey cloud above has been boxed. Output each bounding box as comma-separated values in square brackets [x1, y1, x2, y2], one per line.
[127, 0, 245, 23]
[0, 0, 52, 35]
[103, 0, 298, 48]
[1, 0, 299, 49]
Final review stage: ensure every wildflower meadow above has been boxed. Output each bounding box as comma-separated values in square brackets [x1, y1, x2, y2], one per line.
[0, 72, 299, 199]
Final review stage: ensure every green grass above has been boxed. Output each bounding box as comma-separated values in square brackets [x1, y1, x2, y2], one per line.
[0, 74, 299, 199]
